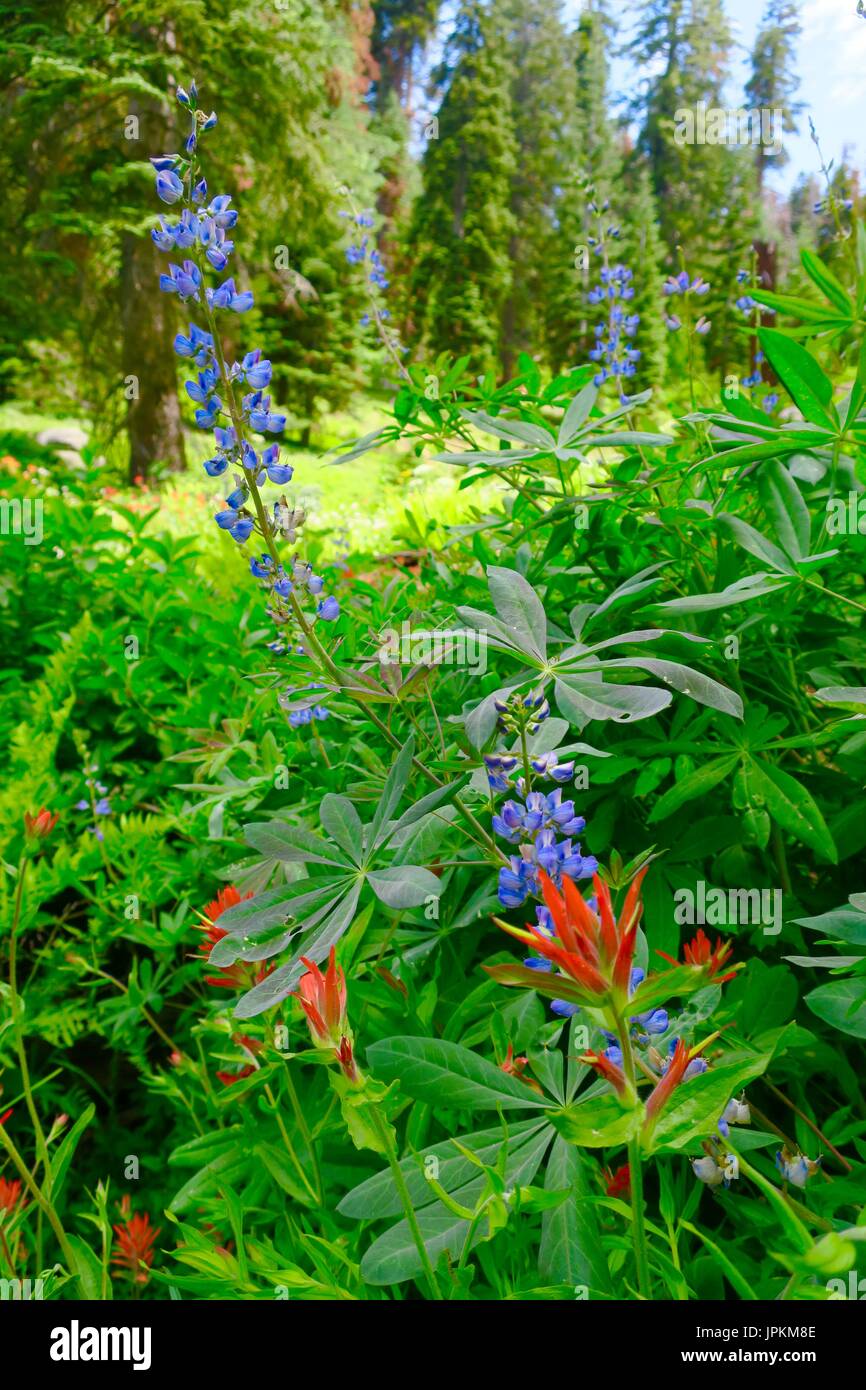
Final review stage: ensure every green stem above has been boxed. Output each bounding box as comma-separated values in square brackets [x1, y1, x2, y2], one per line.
[613, 1007, 652, 1297]
[626, 1134, 652, 1299]
[0, 1120, 78, 1288]
[369, 1106, 443, 1300]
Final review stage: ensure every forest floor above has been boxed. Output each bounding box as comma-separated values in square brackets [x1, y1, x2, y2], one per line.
[0, 396, 504, 560]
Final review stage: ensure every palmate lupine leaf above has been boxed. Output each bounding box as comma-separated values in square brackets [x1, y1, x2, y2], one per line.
[457, 565, 742, 735]
[210, 738, 445, 1016]
[432, 384, 672, 470]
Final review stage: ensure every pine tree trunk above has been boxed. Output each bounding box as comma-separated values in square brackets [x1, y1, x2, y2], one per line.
[121, 228, 185, 482]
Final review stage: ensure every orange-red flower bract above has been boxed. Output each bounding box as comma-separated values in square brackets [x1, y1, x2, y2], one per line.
[24, 808, 58, 840]
[500, 1042, 544, 1095]
[216, 1033, 263, 1086]
[657, 928, 737, 983]
[603, 1163, 631, 1200]
[195, 884, 272, 990]
[0, 1176, 24, 1213]
[111, 1203, 160, 1284]
[204, 884, 252, 923]
[645, 1038, 690, 1121]
[293, 948, 359, 1081]
[493, 866, 648, 1001]
[580, 1049, 628, 1096]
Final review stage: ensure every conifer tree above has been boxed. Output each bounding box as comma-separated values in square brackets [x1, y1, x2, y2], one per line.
[406, 0, 517, 372]
[745, 0, 802, 196]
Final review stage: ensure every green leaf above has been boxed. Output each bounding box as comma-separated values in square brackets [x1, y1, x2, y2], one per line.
[366, 1036, 553, 1111]
[805, 979, 866, 1039]
[599, 657, 742, 719]
[243, 820, 350, 868]
[750, 287, 851, 327]
[67, 1235, 108, 1300]
[646, 1054, 772, 1152]
[319, 794, 365, 866]
[366, 865, 442, 909]
[759, 461, 811, 562]
[555, 676, 671, 725]
[580, 430, 672, 448]
[233, 882, 362, 1018]
[330, 1074, 396, 1154]
[653, 574, 785, 613]
[381, 781, 461, 851]
[801, 248, 853, 316]
[746, 759, 838, 863]
[538, 1136, 613, 1294]
[548, 1096, 640, 1148]
[718, 514, 797, 575]
[48, 1103, 95, 1203]
[358, 1128, 552, 1285]
[557, 382, 597, 445]
[367, 738, 415, 850]
[211, 879, 339, 939]
[628, 964, 719, 1016]
[794, 906, 866, 944]
[758, 328, 837, 430]
[487, 565, 548, 661]
[338, 1120, 549, 1220]
[679, 1220, 758, 1299]
[647, 755, 739, 823]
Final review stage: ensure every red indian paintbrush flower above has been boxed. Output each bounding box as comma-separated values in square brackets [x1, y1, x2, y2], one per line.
[579, 1049, 628, 1097]
[24, 808, 58, 840]
[195, 885, 273, 990]
[491, 866, 648, 1002]
[0, 1176, 24, 1213]
[293, 948, 359, 1082]
[603, 1163, 631, 1200]
[657, 928, 737, 984]
[644, 1031, 718, 1125]
[645, 1038, 691, 1120]
[111, 1199, 160, 1285]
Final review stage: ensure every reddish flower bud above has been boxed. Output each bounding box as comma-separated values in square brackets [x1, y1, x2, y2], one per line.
[500, 1042, 544, 1095]
[293, 949, 359, 1081]
[24, 808, 58, 840]
[580, 1049, 628, 1097]
[294, 947, 348, 1049]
